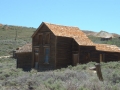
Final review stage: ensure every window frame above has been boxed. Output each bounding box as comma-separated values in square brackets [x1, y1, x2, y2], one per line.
[44, 47, 50, 64]
[44, 32, 50, 45]
[38, 33, 43, 45]
[34, 48, 39, 69]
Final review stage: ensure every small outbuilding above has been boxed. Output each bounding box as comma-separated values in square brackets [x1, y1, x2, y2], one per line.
[16, 43, 32, 71]
[101, 36, 112, 41]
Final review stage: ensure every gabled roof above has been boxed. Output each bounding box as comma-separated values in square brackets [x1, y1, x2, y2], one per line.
[45, 22, 94, 46]
[32, 22, 120, 53]
[32, 22, 44, 38]
[16, 43, 32, 53]
[32, 22, 94, 46]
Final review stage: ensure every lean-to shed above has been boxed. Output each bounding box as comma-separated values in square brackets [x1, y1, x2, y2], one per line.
[16, 43, 32, 70]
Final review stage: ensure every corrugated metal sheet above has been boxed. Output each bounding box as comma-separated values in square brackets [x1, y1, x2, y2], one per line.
[16, 43, 32, 53]
[45, 22, 94, 46]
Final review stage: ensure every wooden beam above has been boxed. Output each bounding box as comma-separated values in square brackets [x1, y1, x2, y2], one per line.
[100, 54, 102, 62]
[33, 46, 40, 48]
[32, 38, 34, 68]
[55, 36, 57, 69]
[78, 46, 80, 63]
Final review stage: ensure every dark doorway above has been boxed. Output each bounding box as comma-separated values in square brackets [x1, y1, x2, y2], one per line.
[73, 54, 79, 66]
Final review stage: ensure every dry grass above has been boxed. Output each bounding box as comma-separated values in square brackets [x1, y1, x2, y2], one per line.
[0, 58, 120, 90]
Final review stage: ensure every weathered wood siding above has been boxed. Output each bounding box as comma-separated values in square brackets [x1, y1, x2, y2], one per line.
[104, 52, 120, 62]
[56, 36, 73, 68]
[79, 46, 100, 63]
[32, 24, 120, 70]
[118, 54, 120, 61]
[79, 46, 120, 63]
[16, 52, 32, 70]
[72, 39, 79, 52]
[32, 24, 56, 70]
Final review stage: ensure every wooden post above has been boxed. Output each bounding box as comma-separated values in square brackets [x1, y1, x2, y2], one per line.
[13, 50, 16, 58]
[95, 63, 104, 81]
[100, 54, 102, 62]
[55, 36, 57, 69]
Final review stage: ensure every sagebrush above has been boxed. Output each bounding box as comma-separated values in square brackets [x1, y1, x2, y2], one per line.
[0, 57, 120, 90]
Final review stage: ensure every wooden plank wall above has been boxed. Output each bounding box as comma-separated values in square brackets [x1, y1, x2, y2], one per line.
[32, 24, 56, 71]
[104, 52, 120, 62]
[16, 52, 32, 69]
[79, 46, 120, 63]
[118, 54, 120, 61]
[79, 46, 100, 63]
[56, 36, 73, 69]
[72, 39, 79, 52]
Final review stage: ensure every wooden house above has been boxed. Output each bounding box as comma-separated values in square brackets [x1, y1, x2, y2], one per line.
[100, 37, 112, 41]
[31, 22, 120, 70]
[95, 44, 120, 62]
[16, 43, 32, 71]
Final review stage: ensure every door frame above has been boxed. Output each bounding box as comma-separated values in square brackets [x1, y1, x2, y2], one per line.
[72, 53, 79, 66]
[34, 48, 39, 69]
[34, 53, 39, 69]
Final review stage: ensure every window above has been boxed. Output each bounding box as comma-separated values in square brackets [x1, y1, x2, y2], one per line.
[38, 33, 43, 45]
[44, 33, 50, 44]
[44, 48, 50, 64]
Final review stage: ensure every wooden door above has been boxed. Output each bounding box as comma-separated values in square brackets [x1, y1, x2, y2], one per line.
[73, 54, 79, 66]
[35, 53, 39, 69]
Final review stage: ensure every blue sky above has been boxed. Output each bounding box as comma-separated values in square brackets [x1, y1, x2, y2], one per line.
[0, 0, 120, 34]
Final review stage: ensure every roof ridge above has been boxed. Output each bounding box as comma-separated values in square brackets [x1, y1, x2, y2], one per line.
[43, 22, 79, 28]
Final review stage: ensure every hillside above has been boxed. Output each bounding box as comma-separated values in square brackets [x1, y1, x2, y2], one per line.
[94, 30, 114, 38]
[82, 30, 97, 36]
[82, 30, 120, 38]
[0, 24, 120, 90]
[82, 30, 120, 47]
[0, 24, 36, 56]
[0, 24, 120, 56]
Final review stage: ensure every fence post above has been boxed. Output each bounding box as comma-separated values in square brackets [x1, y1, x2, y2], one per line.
[95, 63, 104, 81]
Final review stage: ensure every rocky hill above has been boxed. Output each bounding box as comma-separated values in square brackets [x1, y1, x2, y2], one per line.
[82, 30, 120, 38]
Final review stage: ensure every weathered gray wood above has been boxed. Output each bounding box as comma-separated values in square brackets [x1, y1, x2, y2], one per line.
[56, 36, 73, 68]
[95, 63, 104, 81]
[33, 24, 56, 70]
[16, 52, 32, 69]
